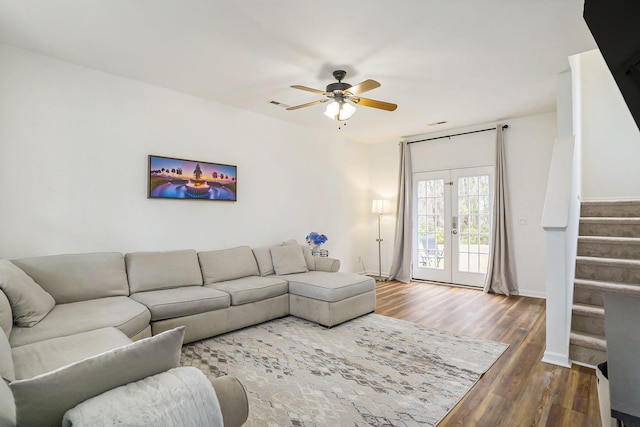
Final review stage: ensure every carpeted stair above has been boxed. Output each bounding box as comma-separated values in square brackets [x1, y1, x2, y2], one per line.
[570, 200, 640, 366]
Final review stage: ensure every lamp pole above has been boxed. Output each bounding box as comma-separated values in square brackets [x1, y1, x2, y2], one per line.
[376, 212, 386, 281]
[371, 199, 390, 282]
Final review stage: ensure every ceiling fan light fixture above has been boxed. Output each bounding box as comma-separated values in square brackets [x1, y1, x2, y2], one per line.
[324, 100, 356, 121]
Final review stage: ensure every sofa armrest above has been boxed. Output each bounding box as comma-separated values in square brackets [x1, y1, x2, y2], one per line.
[0, 379, 15, 427]
[314, 257, 340, 272]
[211, 376, 249, 427]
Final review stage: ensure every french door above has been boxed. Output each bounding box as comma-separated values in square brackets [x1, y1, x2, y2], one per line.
[412, 167, 493, 287]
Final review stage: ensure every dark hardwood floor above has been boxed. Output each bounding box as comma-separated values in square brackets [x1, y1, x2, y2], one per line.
[374, 280, 601, 427]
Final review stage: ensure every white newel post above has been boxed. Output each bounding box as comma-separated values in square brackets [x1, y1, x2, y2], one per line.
[541, 135, 579, 368]
[541, 69, 580, 368]
[542, 228, 572, 367]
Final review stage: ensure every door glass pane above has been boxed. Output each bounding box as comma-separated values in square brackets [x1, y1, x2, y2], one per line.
[417, 178, 444, 270]
[457, 174, 491, 274]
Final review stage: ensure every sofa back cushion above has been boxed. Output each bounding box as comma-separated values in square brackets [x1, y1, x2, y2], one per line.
[12, 253, 129, 304]
[126, 250, 203, 294]
[270, 245, 309, 275]
[0, 330, 15, 383]
[0, 259, 55, 327]
[10, 326, 185, 427]
[253, 240, 314, 276]
[0, 290, 12, 338]
[198, 246, 259, 284]
[252, 244, 280, 277]
[300, 245, 315, 271]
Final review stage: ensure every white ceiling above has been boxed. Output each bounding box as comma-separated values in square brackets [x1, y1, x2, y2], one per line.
[0, 1, 596, 144]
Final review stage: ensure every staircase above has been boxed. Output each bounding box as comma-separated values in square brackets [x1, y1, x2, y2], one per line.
[570, 200, 640, 366]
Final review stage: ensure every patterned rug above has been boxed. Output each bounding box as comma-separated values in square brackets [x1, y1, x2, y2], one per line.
[180, 314, 508, 426]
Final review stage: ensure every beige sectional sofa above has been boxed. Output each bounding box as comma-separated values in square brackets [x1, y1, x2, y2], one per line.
[0, 240, 376, 426]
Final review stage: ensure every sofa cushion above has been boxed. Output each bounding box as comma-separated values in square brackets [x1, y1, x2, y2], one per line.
[0, 259, 55, 327]
[301, 245, 315, 271]
[130, 286, 230, 321]
[0, 377, 15, 426]
[282, 239, 316, 271]
[282, 271, 375, 302]
[11, 252, 129, 304]
[0, 289, 12, 338]
[282, 240, 315, 271]
[10, 326, 185, 427]
[62, 367, 223, 427]
[12, 327, 132, 380]
[126, 250, 203, 294]
[252, 244, 280, 277]
[9, 296, 150, 348]
[0, 331, 14, 382]
[270, 245, 308, 275]
[198, 246, 259, 284]
[207, 276, 288, 306]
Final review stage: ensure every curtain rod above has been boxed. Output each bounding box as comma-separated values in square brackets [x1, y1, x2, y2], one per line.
[407, 124, 508, 144]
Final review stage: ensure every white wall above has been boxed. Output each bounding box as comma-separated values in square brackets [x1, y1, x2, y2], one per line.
[367, 142, 399, 276]
[0, 44, 369, 272]
[574, 49, 640, 200]
[368, 113, 557, 298]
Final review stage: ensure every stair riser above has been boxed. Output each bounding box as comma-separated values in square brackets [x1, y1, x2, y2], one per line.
[578, 242, 640, 259]
[571, 312, 606, 335]
[575, 263, 640, 284]
[579, 222, 640, 238]
[574, 282, 640, 305]
[570, 344, 607, 367]
[581, 203, 640, 218]
[574, 286, 605, 306]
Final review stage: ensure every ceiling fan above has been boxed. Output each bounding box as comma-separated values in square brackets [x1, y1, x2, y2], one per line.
[287, 70, 397, 121]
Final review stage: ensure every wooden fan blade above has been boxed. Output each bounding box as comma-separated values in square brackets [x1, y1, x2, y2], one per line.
[291, 85, 328, 95]
[348, 79, 381, 95]
[286, 98, 329, 111]
[355, 97, 398, 111]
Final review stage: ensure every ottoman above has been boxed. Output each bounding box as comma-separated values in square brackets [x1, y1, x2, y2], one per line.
[282, 271, 376, 327]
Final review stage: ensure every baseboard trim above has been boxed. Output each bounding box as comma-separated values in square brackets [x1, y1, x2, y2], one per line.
[513, 289, 546, 299]
[542, 350, 571, 368]
[570, 359, 597, 370]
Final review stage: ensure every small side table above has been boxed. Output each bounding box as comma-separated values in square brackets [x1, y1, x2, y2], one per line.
[311, 248, 329, 257]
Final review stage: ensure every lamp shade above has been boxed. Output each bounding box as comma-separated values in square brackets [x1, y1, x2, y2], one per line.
[371, 199, 391, 214]
[324, 100, 356, 121]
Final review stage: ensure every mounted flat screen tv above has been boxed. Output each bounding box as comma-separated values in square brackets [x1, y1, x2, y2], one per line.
[148, 155, 237, 201]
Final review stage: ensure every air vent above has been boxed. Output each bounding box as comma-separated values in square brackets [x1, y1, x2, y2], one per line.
[269, 100, 290, 108]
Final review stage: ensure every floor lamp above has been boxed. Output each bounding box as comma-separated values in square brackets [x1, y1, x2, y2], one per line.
[371, 199, 391, 282]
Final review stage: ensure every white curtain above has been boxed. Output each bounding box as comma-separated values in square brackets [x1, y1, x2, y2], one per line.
[388, 141, 413, 282]
[483, 125, 518, 295]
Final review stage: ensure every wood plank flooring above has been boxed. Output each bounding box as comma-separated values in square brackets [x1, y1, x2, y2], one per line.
[374, 280, 601, 427]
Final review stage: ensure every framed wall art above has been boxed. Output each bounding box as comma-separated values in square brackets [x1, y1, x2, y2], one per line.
[148, 155, 237, 201]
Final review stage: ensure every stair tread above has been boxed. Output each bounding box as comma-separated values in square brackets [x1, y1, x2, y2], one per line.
[576, 255, 640, 266]
[581, 200, 640, 206]
[578, 236, 640, 244]
[574, 278, 640, 293]
[570, 331, 607, 350]
[580, 217, 640, 223]
[572, 303, 605, 317]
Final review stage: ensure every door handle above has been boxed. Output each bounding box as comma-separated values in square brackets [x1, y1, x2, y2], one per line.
[452, 216, 458, 234]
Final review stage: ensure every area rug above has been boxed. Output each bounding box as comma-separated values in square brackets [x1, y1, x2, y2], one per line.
[180, 314, 508, 426]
